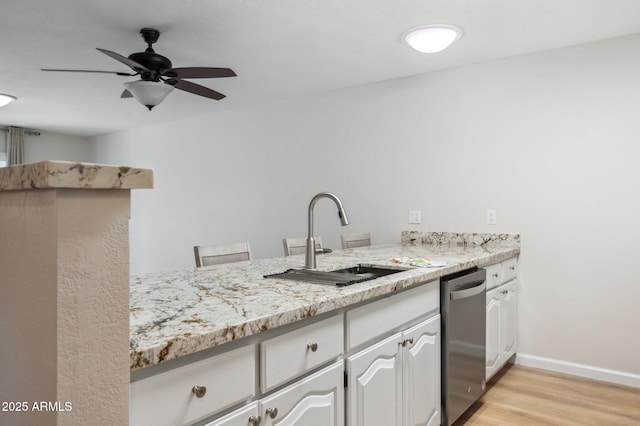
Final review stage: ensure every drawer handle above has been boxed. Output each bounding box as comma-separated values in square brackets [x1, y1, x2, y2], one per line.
[306, 342, 318, 352]
[509, 266, 516, 270]
[266, 407, 278, 418]
[191, 385, 207, 398]
[249, 415, 261, 425]
[492, 273, 499, 278]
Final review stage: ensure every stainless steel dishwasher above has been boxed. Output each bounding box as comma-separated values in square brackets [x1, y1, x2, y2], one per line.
[440, 267, 487, 426]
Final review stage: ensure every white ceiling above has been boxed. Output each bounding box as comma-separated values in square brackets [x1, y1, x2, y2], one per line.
[3, 0, 640, 137]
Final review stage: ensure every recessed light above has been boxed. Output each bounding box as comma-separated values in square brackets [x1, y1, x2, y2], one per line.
[403, 25, 463, 53]
[0, 93, 17, 107]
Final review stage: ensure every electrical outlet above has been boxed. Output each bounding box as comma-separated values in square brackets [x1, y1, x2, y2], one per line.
[487, 209, 496, 225]
[409, 210, 422, 224]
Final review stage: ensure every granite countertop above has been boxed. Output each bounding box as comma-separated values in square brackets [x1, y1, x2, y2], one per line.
[0, 160, 153, 191]
[130, 232, 520, 372]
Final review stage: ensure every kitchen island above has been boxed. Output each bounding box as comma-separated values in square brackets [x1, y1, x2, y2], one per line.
[130, 232, 519, 426]
[131, 232, 520, 372]
[130, 232, 520, 425]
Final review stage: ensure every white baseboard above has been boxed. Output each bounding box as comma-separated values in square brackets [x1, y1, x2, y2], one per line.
[515, 353, 640, 389]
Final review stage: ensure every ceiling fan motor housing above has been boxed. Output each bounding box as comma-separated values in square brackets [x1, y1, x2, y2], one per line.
[128, 28, 172, 81]
[128, 52, 172, 80]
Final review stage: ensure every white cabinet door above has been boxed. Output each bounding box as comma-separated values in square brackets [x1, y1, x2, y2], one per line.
[485, 287, 502, 379]
[260, 362, 344, 426]
[204, 402, 260, 426]
[486, 278, 518, 381]
[402, 315, 441, 426]
[501, 280, 518, 360]
[347, 332, 403, 426]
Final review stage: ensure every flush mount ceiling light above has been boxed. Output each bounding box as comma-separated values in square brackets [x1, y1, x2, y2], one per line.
[0, 93, 17, 107]
[403, 25, 463, 53]
[123, 81, 175, 110]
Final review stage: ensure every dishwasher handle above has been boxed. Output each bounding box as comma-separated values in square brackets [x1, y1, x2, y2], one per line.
[450, 282, 486, 300]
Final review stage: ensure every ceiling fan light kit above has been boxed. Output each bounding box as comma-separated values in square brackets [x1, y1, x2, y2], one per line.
[42, 27, 236, 110]
[123, 81, 175, 110]
[403, 24, 463, 53]
[0, 93, 17, 107]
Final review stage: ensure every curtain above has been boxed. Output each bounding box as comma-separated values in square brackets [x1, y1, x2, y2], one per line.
[7, 126, 24, 165]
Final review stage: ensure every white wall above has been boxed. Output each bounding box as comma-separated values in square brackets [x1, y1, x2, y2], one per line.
[90, 33, 640, 377]
[0, 130, 91, 163]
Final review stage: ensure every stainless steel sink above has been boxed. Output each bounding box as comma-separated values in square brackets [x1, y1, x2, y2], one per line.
[264, 264, 407, 287]
[331, 264, 405, 278]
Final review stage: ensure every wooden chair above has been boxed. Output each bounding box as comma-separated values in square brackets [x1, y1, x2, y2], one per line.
[194, 241, 252, 267]
[282, 236, 323, 256]
[341, 232, 371, 249]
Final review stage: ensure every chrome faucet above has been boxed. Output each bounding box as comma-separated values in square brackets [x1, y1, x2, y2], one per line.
[305, 192, 349, 269]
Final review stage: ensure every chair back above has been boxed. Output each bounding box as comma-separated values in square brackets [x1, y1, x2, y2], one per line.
[283, 236, 323, 256]
[341, 232, 371, 249]
[194, 241, 252, 267]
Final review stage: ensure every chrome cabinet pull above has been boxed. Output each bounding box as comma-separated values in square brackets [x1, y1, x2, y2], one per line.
[248, 415, 261, 425]
[191, 385, 207, 398]
[307, 342, 318, 352]
[266, 407, 278, 418]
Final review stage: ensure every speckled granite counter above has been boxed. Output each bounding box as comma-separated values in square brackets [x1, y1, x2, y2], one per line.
[130, 232, 519, 372]
[0, 160, 153, 190]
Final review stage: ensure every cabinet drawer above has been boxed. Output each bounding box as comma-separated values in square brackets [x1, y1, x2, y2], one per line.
[484, 263, 502, 290]
[130, 344, 256, 426]
[260, 314, 344, 392]
[502, 257, 518, 283]
[346, 280, 439, 351]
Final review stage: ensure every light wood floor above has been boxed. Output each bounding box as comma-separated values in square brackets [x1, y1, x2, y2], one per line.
[455, 364, 640, 425]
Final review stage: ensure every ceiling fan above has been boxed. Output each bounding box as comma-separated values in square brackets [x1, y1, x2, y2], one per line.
[42, 28, 236, 110]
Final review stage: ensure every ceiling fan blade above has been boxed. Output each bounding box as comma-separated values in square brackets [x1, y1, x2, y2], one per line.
[96, 48, 149, 72]
[162, 67, 236, 79]
[41, 68, 136, 76]
[121, 89, 133, 98]
[169, 79, 226, 100]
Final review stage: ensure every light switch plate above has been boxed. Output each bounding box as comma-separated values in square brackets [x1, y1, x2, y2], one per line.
[409, 210, 422, 224]
[487, 209, 496, 225]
